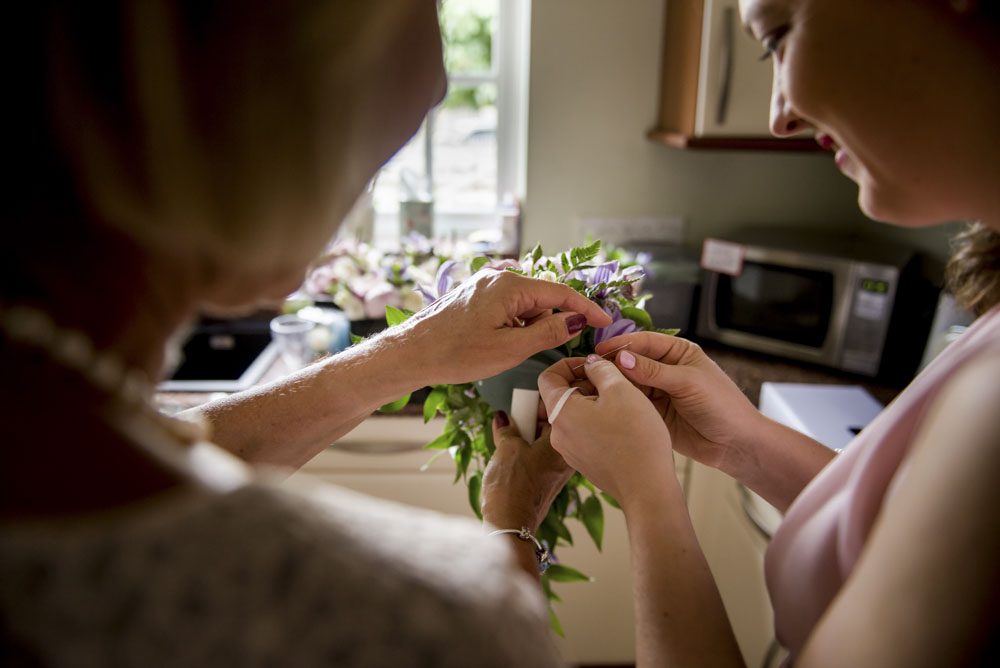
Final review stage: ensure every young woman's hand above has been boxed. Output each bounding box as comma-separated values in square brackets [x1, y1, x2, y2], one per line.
[537, 355, 674, 507]
[593, 332, 764, 472]
[401, 269, 612, 386]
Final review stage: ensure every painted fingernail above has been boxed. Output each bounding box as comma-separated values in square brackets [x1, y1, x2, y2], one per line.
[494, 411, 510, 428]
[586, 354, 601, 364]
[566, 314, 586, 335]
[619, 350, 636, 369]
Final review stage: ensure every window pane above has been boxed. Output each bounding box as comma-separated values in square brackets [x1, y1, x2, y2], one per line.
[372, 123, 427, 215]
[440, 0, 498, 75]
[434, 83, 497, 213]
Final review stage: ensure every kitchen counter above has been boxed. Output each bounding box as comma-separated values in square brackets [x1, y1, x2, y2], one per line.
[698, 341, 903, 407]
[159, 341, 904, 416]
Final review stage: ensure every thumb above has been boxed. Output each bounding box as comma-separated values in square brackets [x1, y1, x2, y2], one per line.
[491, 410, 527, 452]
[582, 354, 631, 395]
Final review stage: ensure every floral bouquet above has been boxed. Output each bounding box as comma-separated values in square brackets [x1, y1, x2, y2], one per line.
[303, 233, 465, 322]
[386, 240, 676, 632]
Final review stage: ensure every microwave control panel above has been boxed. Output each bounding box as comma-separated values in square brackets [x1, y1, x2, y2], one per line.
[839, 266, 899, 375]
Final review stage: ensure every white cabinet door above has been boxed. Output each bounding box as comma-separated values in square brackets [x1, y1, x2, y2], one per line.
[687, 462, 783, 667]
[694, 0, 774, 136]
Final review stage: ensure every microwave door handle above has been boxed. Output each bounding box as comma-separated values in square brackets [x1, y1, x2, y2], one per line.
[826, 265, 856, 364]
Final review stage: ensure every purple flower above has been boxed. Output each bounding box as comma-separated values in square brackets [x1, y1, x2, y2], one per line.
[589, 260, 619, 286]
[593, 303, 637, 345]
[417, 259, 460, 306]
[486, 258, 521, 272]
[587, 260, 620, 299]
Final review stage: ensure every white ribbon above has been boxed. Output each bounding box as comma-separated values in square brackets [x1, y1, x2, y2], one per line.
[547, 386, 580, 424]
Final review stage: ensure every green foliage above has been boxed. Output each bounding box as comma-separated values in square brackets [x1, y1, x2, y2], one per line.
[378, 395, 411, 413]
[417, 239, 673, 632]
[440, 0, 496, 109]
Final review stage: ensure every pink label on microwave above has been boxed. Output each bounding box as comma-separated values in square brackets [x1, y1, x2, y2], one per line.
[700, 239, 745, 276]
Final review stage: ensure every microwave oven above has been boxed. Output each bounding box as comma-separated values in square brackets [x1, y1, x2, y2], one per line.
[696, 229, 942, 382]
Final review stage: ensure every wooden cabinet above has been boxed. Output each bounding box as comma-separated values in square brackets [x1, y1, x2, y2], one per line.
[649, 0, 818, 151]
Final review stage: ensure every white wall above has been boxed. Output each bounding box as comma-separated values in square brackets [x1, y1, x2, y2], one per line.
[523, 0, 956, 261]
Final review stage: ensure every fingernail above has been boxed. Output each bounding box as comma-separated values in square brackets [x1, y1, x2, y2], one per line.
[566, 314, 586, 335]
[619, 350, 636, 369]
[586, 354, 601, 365]
[494, 411, 510, 428]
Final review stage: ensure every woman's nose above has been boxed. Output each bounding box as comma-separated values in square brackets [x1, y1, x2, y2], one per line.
[769, 72, 807, 137]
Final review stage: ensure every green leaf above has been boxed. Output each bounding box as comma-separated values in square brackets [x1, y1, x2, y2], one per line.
[530, 243, 544, 262]
[547, 606, 565, 637]
[621, 306, 654, 331]
[470, 256, 490, 273]
[454, 443, 471, 482]
[384, 305, 413, 327]
[576, 239, 602, 264]
[564, 333, 582, 354]
[656, 327, 681, 336]
[581, 495, 605, 551]
[349, 333, 364, 345]
[542, 512, 573, 546]
[467, 471, 483, 520]
[545, 564, 592, 583]
[536, 523, 557, 552]
[378, 394, 410, 413]
[560, 251, 571, 273]
[423, 388, 448, 423]
[600, 491, 622, 510]
[424, 427, 458, 450]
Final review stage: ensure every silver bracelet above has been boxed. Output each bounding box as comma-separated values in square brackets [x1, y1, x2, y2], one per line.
[488, 526, 552, 573]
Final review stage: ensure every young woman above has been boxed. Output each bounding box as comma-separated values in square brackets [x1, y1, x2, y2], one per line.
[538, 0, 1000, 665]
[0, 2, 607, 664]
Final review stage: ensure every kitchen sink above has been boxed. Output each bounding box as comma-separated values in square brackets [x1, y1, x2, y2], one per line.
[159, 313, 278, 392]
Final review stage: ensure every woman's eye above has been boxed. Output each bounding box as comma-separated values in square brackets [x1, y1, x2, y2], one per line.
[758, 26, 789, 61]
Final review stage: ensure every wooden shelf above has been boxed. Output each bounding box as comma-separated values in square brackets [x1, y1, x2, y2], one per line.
[647, 129, 824, 153]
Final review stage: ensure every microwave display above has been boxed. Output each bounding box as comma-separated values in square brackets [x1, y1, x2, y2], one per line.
[715, 263, 834, 348]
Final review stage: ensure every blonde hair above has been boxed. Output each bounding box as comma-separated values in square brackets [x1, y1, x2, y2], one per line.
[946, 222, 1000, 316]
[7, 1, 431, 289]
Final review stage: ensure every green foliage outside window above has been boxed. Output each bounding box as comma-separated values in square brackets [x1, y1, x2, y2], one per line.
[440, 0, 497, 110]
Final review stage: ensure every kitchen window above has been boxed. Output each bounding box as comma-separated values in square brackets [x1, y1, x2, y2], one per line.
[371, 0, 530, 250]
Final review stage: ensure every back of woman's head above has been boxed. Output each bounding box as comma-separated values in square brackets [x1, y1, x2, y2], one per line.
[4, 1, 443, 301]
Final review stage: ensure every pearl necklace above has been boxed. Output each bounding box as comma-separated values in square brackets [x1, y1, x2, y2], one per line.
[0, 303, 209, 445]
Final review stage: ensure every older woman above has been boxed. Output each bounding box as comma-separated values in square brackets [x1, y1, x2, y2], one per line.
[539, 0, 1000, 665]
[0, 2, 610, 665]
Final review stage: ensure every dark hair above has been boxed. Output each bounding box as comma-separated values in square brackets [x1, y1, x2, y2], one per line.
[946, 222, 1000, 316]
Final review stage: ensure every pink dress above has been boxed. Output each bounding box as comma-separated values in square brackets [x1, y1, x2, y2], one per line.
[765, 303, 1000, 664]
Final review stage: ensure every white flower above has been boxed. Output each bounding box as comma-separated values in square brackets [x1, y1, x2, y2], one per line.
[401, 289, 426, 313]
[537, 270, 558, 283]
[307, 325, 333, 353]
[363, 282, 401, 319]
[334, 290, 366, 320]
[330, 256, 361, 280]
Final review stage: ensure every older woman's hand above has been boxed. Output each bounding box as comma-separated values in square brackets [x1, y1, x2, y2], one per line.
[402, 268, 612, 386]
[481, 412, 574, 534]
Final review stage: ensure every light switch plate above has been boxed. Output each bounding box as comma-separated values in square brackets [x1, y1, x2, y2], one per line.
[576, 215, 685, 246]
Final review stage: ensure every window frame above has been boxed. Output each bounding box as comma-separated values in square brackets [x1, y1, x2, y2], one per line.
[373, 0, 530, 247]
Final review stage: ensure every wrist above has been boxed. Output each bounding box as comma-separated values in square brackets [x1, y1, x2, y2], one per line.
[713, 411, 773, 484]
[619, 466, 685, 519]
[342, 325, 430, 409]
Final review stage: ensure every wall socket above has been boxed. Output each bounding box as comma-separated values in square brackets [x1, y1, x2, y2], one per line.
[576, 215, 686, 246]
